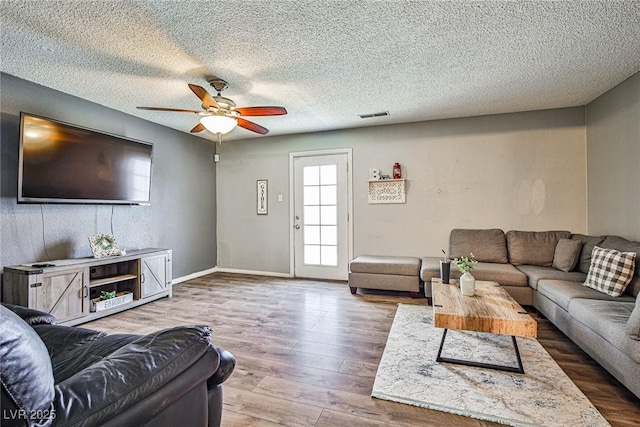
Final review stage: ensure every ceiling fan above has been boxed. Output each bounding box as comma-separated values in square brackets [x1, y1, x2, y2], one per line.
[137, 78, 287, 136]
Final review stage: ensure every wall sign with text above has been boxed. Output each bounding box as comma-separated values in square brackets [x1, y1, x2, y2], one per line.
[257, 180, 268, 214]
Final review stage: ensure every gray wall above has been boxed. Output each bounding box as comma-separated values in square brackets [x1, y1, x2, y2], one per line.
[586, 72, 640, 241]
[0, 73, 217, 279]
[11, 67, 636, 282]
[217, 107, 587, 275]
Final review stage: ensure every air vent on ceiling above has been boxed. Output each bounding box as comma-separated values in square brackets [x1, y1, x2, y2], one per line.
[358, 111, 390, 119]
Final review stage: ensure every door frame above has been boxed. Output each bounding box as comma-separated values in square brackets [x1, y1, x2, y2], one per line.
[289, 148, 353, 279]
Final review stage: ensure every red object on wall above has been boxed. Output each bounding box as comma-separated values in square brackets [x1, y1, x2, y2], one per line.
[393, 163, 402, 179]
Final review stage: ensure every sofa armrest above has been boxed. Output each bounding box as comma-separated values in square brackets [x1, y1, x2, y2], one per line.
[1, 303, 57, 325]
[206, 347, 236, 427]
[207, 347, 236, 388]
[53, 325, 217, 426]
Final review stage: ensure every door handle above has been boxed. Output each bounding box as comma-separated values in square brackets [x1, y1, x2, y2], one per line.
[294, 224, 300, 229]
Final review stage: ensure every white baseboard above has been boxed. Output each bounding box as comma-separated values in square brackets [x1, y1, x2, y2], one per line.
[214, 267, 293, 278]
[172, 267, 293, 284]
[172, 267, 218, 284]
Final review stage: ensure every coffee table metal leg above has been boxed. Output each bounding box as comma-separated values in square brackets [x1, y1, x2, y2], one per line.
[435, 329, 525, 374]
[435, 328, 449, 361]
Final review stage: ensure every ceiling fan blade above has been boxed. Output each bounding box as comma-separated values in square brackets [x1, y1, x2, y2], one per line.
[190, 123, 205, 133]
[238, 118, 269, 135]
[137, 106, 202, 113]
[235, 106, 288, 116]
[188, 84, 220, 109]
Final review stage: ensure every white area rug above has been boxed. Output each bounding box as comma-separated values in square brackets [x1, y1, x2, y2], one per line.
[372, 304, 609, 427]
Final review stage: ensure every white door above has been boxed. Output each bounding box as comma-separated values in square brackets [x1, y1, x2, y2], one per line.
[291, 151, 351, 280]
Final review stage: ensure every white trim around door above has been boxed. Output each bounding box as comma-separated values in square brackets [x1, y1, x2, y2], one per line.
[289, 148, 353, 280]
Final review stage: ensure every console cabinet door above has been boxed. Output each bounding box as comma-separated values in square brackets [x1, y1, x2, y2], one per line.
[140, 254, 169, 298]
[32, 268, 87, 323]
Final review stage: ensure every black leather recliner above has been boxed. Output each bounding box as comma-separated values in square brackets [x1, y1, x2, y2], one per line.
[0, 303, 235, 427]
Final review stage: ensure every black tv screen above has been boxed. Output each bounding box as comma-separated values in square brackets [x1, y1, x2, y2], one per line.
[18, 113, 153, 205]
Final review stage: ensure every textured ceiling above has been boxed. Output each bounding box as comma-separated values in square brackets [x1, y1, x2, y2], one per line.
[1, 1, 639, 142]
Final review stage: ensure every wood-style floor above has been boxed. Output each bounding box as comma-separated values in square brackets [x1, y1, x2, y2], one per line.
[83, 273, 640, 426]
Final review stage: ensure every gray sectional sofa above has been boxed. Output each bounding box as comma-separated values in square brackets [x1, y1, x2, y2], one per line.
[421, 228, 640, 399]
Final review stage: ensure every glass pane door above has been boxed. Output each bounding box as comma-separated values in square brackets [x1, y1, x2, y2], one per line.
[303, 164, 338, 266]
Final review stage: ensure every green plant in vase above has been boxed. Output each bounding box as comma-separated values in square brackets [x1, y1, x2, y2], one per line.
[453, 252, 477, 296]
[453, 253, 478, 274]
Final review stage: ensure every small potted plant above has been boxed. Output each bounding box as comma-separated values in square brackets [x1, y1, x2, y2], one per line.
[453, 252, 478, 296]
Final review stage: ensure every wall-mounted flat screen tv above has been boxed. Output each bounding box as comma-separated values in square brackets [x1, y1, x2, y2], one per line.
[18, 113, 153, 205]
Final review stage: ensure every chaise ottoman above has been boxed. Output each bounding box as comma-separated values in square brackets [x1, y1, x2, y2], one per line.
[349, 255, 422, 298]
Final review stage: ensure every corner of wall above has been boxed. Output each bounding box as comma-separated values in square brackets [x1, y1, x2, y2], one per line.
[584, 104, 589, 235]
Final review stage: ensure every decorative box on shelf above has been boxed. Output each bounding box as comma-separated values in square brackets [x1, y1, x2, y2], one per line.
[90, 291, 134, 312]
[368, 179, 406, 204]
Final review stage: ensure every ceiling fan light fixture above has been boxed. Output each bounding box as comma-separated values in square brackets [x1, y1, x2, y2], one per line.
[199, 115, 237, 134]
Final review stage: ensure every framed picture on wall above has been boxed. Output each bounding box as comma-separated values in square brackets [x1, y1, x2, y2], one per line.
[257, 180, 268, 215]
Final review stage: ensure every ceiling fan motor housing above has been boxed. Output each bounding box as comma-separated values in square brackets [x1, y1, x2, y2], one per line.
[208, 78, 229, 94]
[213, 96, 236, 111]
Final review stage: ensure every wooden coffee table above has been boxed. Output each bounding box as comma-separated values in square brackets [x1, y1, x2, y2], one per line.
[431, 278, 537, 374]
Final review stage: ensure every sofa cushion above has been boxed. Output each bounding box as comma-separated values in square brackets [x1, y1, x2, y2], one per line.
[570, 234, 605, 274]
[600, 235, 640, 297]
[0, 305, 55, 427]
[506, 230, 571, 266]
[627, 277, 640, 298]
[552, 238, 583, 272]
[420, 256, 441, 282]
[537, 279, 635, 311]
[449, 229, 508, 264]
[420, 258, 527, 286]
[568, 298, 640, 363]
[584, 246, 636, 297]
[626, 293, 640, 340]
[349, 255, 420, 276]
[515, 265, 586, 289]
[456, 261, 528, 287]
[33, 324, 106, 359]
[53, 325, 216, 426]
[50, 333, 140, 383]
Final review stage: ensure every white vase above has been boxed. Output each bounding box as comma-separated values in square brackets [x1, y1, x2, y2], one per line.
[460, 271, 476, 296]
